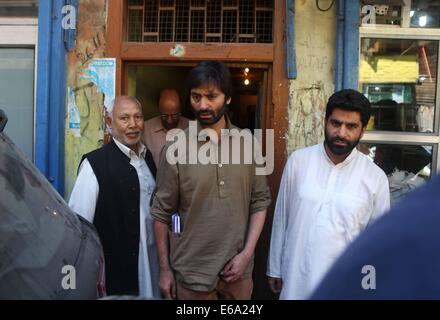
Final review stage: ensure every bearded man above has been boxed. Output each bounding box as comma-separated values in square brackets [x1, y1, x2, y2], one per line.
[151, 61, 271, 300]
[267, 89, 390, 300]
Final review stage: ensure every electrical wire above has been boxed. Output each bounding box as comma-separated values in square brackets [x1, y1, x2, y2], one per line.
[316, 0, 336, 12]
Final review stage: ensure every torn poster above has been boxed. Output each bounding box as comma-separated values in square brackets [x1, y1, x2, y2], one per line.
[68, 87, 81, 138]
[81, 58, 116, 112]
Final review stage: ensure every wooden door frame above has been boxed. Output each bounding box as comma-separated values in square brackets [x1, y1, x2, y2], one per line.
[107, 0, 288, 299]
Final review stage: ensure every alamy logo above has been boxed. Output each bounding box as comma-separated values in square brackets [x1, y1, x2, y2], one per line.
[165, 121, 274, 176]
[361, 265, 376, 290]
[62, 5, 77, 30]
[61, 265, 76, 290]
[361, 5, 377, 25]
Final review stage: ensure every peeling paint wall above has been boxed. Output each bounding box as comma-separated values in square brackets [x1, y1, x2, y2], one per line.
[63, 0, 337, 198]
[287, 0, 337, 154]
[65, 0, 107, 199]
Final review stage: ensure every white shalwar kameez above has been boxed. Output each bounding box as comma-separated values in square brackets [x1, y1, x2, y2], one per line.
[267, 143, 390, 300]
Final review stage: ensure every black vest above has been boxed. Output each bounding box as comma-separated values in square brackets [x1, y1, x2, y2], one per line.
[82, 140, 156, 296]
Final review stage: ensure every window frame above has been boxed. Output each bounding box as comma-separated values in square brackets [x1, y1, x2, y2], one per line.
[359, 3, 440, 175]
[0, 17, 38, 161]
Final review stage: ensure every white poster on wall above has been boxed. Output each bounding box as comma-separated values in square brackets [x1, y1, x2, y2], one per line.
[81, 58, 116, 112]
[80, 58, 116, 140]
[67, 87, 81, 138]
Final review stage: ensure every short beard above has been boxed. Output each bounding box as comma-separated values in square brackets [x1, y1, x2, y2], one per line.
[324, 130, 360, 156]
[193, 104, 227, 126]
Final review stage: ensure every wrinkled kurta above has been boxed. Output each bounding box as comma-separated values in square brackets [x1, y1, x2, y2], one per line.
[267, 143, 390, 300]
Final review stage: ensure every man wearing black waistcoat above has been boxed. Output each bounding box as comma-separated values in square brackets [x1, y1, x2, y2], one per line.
[69, 96, 160, 298]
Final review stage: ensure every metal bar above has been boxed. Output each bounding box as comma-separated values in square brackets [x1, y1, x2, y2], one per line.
[433, 144, 439, 174]
[360, 27, 440, 39]
[342, 0, 360, 89]
[142, 0, 145, 42]
[335, 0, 344, 91]
[434, 41, 440, 136]
[401, 0, 411, 28]
[362, 132, 440, 144]
[285, 0, 296, 79]
[35, 0, 51, 179]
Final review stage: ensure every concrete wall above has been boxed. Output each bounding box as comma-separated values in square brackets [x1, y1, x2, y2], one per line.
[63, 0, 337, 198]
[65, 0, 107, 199]
[287, 0, 337, 154]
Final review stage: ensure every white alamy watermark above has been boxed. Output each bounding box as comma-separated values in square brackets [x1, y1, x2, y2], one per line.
[62, 5, 77, 30]
[165, 121, 274, 176]
[361, 265, 376, 290]
[61, 265, 76, 290]
[361, 5, 377, 25]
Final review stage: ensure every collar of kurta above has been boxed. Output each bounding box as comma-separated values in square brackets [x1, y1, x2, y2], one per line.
[113, 137, 147, 159]
[320, 142, 358, 168]
[152, 117, 165, 133]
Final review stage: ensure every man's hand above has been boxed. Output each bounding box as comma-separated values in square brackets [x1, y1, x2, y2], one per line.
[159, 268, 176, 300]
[268, 276, 283, 294]
[220, 252, 252, 283]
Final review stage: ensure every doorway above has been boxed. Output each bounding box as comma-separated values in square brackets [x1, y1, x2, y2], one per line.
[108, 0, 288, 299]
[126, 63, 269, 132]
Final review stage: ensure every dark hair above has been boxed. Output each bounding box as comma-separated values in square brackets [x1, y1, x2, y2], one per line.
[325, 89, 372, 127]
[186, 61, 232, 99]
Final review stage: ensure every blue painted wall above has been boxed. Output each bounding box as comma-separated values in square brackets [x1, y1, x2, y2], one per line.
[36, 0, 77, 196]
[335, 0, 360, 90]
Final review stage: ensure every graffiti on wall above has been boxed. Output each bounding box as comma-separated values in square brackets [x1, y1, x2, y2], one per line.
[288, 82, 330, 152]
[286, 0, 336, 154]
[65, 0, 107, 199]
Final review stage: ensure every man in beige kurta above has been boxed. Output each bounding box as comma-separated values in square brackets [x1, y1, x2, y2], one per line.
[142, 89, 189, 166]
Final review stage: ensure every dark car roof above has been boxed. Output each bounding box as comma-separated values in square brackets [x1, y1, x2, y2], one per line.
[0, 117, 101, 299]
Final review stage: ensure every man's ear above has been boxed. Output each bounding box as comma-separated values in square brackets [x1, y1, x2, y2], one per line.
[105, 115, 112, 129]
[360, 126, 367, 139]
[226, 97, 232, 105]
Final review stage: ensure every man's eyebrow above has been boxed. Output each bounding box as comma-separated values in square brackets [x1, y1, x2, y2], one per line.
[330, 119, 359, 126]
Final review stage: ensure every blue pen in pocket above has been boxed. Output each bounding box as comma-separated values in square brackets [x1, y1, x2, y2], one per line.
[171, 213, 181, 234]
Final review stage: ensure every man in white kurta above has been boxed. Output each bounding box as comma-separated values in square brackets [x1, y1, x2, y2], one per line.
[267, 89, 390, 300]
[69, 96, 160, 298]
[69, 139, 159, 298]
